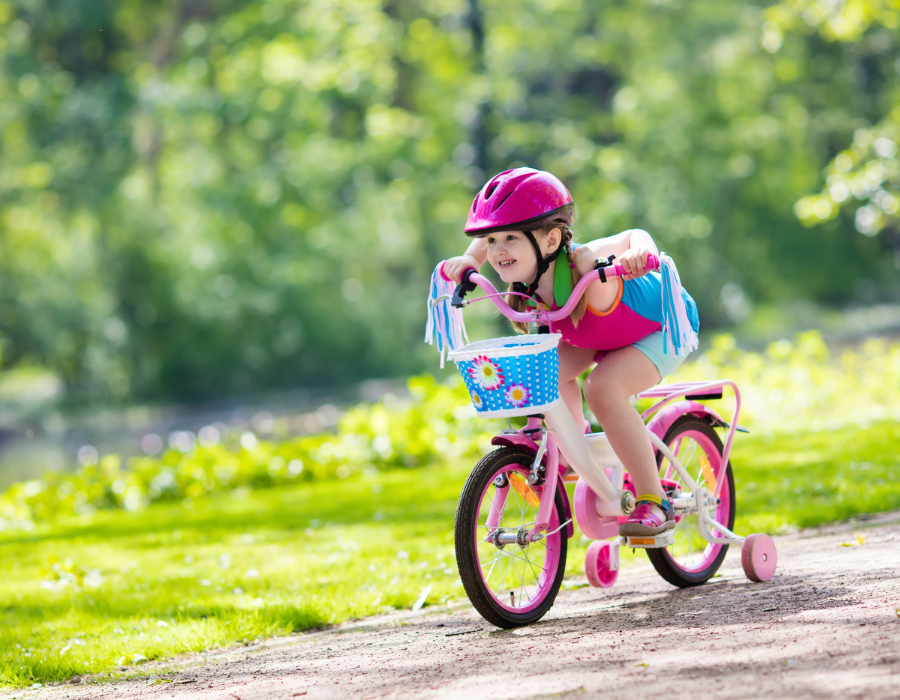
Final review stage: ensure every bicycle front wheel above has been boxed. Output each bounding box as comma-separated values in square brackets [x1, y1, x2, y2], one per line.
[455, 446, 568, 628]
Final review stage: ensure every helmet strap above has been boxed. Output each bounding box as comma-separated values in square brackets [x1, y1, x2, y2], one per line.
[513, 230, 564, 301]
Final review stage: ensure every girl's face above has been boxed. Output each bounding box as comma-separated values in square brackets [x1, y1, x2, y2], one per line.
[485, 231, 539, 284]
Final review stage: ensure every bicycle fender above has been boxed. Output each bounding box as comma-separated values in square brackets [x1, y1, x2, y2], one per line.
[491, 433, 540, 452]
[490, 435, 575, 539]
[646, 401, 728, 443]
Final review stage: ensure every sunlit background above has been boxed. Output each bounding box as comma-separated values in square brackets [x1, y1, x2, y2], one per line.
[1, 0, 899, 484]
[3, 1, 900, 688]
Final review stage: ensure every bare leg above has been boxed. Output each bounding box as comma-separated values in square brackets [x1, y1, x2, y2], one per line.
[556, 343, 598, 430]
[583, 346, 666, 520]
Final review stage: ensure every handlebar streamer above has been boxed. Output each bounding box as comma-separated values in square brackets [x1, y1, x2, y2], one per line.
[425, 262, 470, 367]
[659, 253, 699, 356]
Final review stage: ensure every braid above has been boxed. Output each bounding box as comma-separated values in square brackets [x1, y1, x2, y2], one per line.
[560, 225, 588, 327]
[562, 227, 575, 267]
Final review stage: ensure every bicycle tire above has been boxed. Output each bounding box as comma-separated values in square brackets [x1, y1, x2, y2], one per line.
[647, 416, 736, 587]
[455, 446, 568, 628]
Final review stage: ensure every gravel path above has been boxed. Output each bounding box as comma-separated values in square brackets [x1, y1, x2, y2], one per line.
[11, 513, 900, 700]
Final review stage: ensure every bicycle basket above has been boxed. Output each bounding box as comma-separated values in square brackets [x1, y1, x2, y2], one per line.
[448, 334, 561, 418]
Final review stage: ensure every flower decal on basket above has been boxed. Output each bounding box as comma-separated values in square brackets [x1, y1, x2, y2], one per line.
[470, 390, 482, 408]
[505, 383, 531, 408]
[468, 355, 505, 390]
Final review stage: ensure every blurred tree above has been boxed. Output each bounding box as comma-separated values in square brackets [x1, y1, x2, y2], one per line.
[771, 0, 900, 264]
[0, 0, 896, 406]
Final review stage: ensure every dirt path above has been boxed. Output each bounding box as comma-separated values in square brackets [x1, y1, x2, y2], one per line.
[12, 514, 900, 700]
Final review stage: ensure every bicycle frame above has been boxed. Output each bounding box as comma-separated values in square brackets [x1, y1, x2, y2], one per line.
[445, 253, 779, 626]
[452, 262, 745, 550]
[529, 387, 743, 549]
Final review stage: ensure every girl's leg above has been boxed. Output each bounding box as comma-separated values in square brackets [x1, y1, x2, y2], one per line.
[582, 346, 666, 519]
[556, 343, 598, 429]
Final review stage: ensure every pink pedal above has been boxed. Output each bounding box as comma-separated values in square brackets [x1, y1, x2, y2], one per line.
[741, 533, 777, 582]
[585, 541, 618, 588]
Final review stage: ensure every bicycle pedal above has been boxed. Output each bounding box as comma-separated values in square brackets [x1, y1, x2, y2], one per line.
[625, 530, 675, 549]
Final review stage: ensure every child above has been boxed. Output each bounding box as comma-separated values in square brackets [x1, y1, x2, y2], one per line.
[442, 167, 699, 537]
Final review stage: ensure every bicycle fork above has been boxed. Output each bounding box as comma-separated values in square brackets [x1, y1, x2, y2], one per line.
[486, 405, 743, 551]
[484, 430, 564, 545]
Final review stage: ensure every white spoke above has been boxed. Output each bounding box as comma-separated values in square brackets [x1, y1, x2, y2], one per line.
[473, 463, 566, 609]
[521, 546, 544, 586]
[509, 551, 527, 606]
[482, 555, 499, 582]
[480, 548, 515, 569]
[663, 437, 682, 480]
[680, 440, 700, 481]
[518, 556, 527, 606]
[655, 429, 731, 577]
[495, 538, 518, 592]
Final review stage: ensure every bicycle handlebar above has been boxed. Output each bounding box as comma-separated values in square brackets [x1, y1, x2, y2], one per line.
[451, 253, 661, 325]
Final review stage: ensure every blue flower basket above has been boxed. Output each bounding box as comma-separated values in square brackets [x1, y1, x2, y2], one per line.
[449, 334, 562, 419]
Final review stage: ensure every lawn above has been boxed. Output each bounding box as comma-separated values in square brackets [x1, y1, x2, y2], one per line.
[2, 418, 899, 688]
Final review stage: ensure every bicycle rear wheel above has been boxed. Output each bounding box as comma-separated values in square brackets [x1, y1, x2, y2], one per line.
[455, 446, 568, 628]
[647, 416, 735, 587]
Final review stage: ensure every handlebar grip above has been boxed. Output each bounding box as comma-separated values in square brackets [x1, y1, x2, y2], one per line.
[451, 268, 478, 308]
[597, 252, 661, 282]
[611, 253, 661, 278]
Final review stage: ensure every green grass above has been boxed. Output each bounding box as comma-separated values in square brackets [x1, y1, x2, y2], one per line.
[731, 420, 900, 533]
[0, 466, 466, 688]
[2, 420, 899, 688]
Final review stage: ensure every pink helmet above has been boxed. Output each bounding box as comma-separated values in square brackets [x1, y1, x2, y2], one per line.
[464, 167, 573, 237]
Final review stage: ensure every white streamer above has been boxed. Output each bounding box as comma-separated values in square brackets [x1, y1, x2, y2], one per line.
[425, 263, 469, 368]
[659, 252, 699, 357]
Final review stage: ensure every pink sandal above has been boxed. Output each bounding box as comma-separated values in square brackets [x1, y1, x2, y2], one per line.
[619, 494, 676, 537]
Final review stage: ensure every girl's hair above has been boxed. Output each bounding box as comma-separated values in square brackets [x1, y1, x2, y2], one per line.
[508, 223, 587, 334]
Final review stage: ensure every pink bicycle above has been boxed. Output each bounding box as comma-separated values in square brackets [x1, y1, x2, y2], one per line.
[432, 254, 777, 628]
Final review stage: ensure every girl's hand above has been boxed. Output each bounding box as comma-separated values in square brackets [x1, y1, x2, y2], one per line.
[618, 246, 653, 280]
[441, 255, 480, 283]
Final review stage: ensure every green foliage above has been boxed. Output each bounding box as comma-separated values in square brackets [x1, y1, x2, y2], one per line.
[673, 330, 900, 433]
[0, 0, 898, 404]
[3, 330, 899, 530]
[768, 0, 900, 239]
[0, 333, 897, 687]
[1, 413, 899, 688]
[337, 375, 491, 469]
[0, 374, 490, 529]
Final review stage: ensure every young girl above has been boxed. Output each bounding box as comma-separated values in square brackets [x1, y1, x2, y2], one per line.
[442, 167, 699, 537]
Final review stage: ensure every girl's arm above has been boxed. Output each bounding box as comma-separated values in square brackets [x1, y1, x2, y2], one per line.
[577, 229, 659, 280]
[442, 237, 488, 283]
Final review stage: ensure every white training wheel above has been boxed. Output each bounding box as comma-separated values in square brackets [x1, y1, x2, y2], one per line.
[741, 533, 777, 582]
[585, 541, 618, 588]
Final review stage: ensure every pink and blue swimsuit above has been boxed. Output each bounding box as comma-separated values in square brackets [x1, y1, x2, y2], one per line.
[548, 249, 700, 366]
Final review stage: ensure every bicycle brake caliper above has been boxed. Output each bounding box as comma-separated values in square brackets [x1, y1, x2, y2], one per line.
[527, 428, 549, 486]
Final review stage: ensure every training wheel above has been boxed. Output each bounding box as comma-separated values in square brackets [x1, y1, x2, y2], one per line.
[585, 541, 618, 588]
[741, 533, 777, 582]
